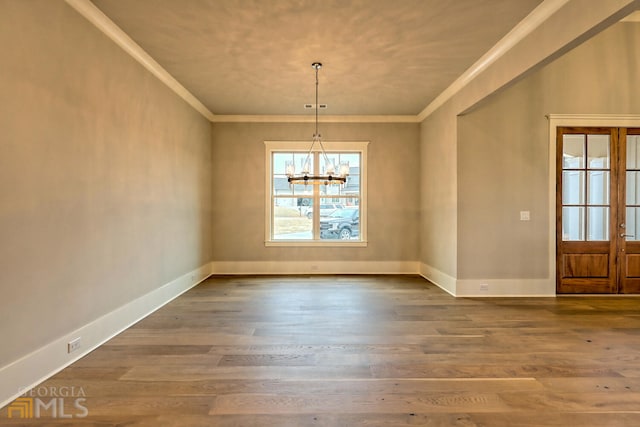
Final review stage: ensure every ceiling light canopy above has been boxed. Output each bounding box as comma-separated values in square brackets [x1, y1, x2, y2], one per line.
[286, 63, 349, 186]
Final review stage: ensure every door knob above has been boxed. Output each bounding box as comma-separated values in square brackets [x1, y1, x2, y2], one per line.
[620, 233, 635, 238]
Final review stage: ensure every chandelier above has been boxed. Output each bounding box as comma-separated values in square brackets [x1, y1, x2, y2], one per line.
[286, 62, 349, 186]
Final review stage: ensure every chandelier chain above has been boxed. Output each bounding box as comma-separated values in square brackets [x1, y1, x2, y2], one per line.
[285, 62, 349, 186]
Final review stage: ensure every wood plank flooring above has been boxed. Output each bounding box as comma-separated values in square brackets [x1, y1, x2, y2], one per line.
[2, 275, 640, 426]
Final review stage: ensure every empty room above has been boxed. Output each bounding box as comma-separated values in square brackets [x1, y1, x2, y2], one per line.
[2, 0, 640, 425]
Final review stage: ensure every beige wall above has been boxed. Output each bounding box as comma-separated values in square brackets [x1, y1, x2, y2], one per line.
[420, 104, 458, 278]
[419, 0, 638, 290]
[0, 1, 212, 365]
[211, 122, 420, 263]
[457, 80, 548, 279]
[457, 22, 640, 280]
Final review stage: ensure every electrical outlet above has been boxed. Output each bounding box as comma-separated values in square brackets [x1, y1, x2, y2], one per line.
[479, 283, 489, 292]
[67, 337, 81, 354]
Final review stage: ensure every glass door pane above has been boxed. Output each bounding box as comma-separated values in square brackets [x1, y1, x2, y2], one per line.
[625, 135, 640, 241]
[562, 206, 585, 240]
[561, 133, 611, 241]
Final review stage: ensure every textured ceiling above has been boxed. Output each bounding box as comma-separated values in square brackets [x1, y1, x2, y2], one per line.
[91, 0, 544, 116]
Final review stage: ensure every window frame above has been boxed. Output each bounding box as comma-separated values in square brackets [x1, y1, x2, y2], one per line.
[264, 140, 368, 247]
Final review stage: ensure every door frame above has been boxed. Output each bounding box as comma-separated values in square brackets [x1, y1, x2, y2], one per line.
[548, 114, 640, 294]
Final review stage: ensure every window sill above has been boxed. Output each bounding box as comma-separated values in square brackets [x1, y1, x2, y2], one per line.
[265, 240, 368, 247]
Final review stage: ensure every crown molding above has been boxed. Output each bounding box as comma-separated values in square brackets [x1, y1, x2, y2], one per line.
[210, 115, 420, 123]
[417, 0, 570, 122]
[66, 0, 571, 125]
[64, 0, 216, 121]
[64, 0, 417, 124]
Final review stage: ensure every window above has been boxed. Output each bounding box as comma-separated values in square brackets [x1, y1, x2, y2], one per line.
[265, 141, 368, 246]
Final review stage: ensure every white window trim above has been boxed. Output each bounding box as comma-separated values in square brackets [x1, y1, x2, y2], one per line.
[264, 140, 369, 247]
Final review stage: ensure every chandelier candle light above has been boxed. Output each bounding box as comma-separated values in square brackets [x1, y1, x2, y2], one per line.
[286, 62, 349, 186]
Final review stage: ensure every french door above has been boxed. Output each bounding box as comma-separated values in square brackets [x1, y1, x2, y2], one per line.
[557, 127, 640, 294]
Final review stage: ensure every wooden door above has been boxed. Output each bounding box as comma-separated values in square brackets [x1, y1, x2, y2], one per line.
[619, 128, 640, 293]
[556, 127, 618, 293]
[557, 127, 640, 294]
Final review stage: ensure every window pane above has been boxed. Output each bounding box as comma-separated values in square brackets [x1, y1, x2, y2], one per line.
[272, 199, 312, 240]
[587, 135, 610, 169]
[297, 197, 313, 219]
[273, 152, 313, 175]
[562, 207, 585, 241]
[587, 171, 609, 205]
[563, 135, 585, 169]
[319, 202, 359, 240]
[321, 153, 339, 175]
[273, 152, 318, 196]
[320, 152, 360, 197]
[294, 184, 315, 195]
[344, 174, 360, 195]
[323, 184, 341, 196]
[295, 152, 313, 174]
[324, 152, 360, 174]
[319, 174, 360, 196]
[318, 199, 344, 216]
[277, 152, 313, 176]
[627, 135, 640, 169]
[587, 207, 609, 241]
[626, 207, 640, 242]
[273, 177, 315, 195]
[272, 153, 291, 175]
[562, 171, 584, 205]
[628, 171, 640, 205]
[272, 176, 292, 196]
[339, 152, 360, 168]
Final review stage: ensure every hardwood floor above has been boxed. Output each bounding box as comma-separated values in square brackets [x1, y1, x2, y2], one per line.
[2, 275, 640, 426]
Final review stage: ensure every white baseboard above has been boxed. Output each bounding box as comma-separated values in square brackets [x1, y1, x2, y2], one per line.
[419, 263, 457, 296]
[455, 278, 555, 297]
[418, 263, 556, 297]
[211, 261, 420, 275]
[0, 263, 212, 410]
